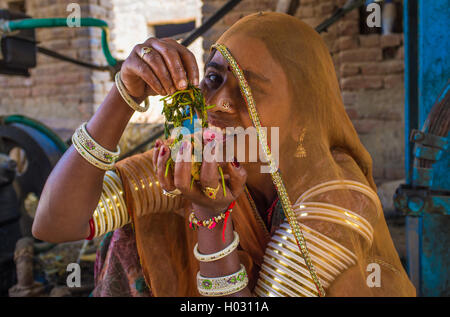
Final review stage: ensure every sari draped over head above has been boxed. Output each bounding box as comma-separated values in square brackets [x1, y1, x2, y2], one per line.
[94, 12, 415, 297]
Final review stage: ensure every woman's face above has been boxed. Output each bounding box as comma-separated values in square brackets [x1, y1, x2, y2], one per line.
[199, 35, 292, 164]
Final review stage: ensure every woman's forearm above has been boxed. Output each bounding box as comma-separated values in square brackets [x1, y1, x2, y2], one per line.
[195, 209, 252, 297]
[32, 86, 135, 243]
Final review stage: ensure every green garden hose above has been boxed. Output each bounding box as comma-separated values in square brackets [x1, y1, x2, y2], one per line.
[0, 17, 117, 67]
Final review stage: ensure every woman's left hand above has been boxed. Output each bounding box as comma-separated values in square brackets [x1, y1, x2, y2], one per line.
[152, 139, 247, 217]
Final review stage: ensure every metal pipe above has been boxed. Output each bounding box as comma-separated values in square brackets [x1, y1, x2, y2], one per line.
[181, 0, 243, 47]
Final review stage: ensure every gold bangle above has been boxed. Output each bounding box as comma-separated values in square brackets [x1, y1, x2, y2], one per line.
[102, 178, 121, 230]
[72, 134, 114, 171]
[105, 171, 130, 228]
[76, 123, 120, 163]
[115, 71, 150, 112]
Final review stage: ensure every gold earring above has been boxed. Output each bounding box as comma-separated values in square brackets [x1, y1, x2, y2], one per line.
[294, 128, 307, 158]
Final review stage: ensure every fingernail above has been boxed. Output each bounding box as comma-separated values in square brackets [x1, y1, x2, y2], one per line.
[179, 79, 187, 89]
[203, 129, 216, 143]
[193, 78, 199, 87]
[179, 142, 184, 155]
[231, 157, 240, 168]
[160, 146, 166, 156]
[155, 140, 162, 148]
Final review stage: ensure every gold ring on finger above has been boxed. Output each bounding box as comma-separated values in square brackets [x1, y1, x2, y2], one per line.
[163, 188, 182, 197]
[140, 46, 153, 59]
[203, 183, 220, 200]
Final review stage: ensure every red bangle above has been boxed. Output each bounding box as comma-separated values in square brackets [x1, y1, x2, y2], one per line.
[86, 218, 95, 240]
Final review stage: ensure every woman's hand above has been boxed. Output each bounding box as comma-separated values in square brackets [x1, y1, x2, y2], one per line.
[152, 139, 247, 218]
[120, 37, 200, 99]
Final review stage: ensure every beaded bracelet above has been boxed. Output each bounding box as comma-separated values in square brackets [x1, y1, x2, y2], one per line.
[197, 264, 248, 296]
[115, 71, 150, 112]
[189, 201, 236, 229]
[76, 123, 120, 164]
[72, 134, 115, 171]
[194, 231, 239, 262]
[189, 201, 236, 242]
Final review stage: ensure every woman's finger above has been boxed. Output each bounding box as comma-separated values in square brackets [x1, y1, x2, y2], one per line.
[199, 141, 221, 196]
[134, 43, 175, 95]
[146, 38, 188, 91]
[226, 160, 247, 198]
[125, 51, 166, 96]
[156, 144, 176, 191]
[161, 38, 199, 86]
[152, 139, 163, 168]
[173, 141, 192, 193]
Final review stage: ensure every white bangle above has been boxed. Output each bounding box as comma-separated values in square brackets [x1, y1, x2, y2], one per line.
[77, 123, 120, 163]
[193, 231, 239, 262]
[197, 264, 248, 296]
[72, 134, 115, 171]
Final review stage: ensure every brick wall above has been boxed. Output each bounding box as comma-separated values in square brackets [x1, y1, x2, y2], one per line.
[201, 0, 278, 67]
[0, 0, 114, 139]
[0, 0, 405, 184]
[108, 0, 203, 124]
[202, 0, 405, 184]
[0, 0, 203, 136]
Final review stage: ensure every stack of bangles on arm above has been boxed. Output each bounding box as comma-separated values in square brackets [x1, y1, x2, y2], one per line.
[74, 70, 153, 240]
[72, 122, 129, 240]
[190, 201, 249, 296]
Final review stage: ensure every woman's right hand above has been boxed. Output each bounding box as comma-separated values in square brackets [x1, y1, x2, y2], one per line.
[120, 37, 200, 99]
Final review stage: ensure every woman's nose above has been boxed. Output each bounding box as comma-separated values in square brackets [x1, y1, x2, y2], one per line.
[200, 77, 235, 114]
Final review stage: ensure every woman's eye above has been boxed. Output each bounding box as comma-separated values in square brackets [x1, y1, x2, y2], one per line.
[206, 72, 222, 84]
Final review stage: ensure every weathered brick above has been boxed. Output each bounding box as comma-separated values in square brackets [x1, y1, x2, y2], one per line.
[359, 34, 380, 47]
[345, 107, 358, 119]
[384, 74, 404, 88]
[340, 63, 359, 77]
[47, 39, 71, 50]
[361, 60, 404, 75]
[395, 46, 404, 60]
[339, 48, 382, 63]
[353, 119, 380, 134]
[342, 91, 356, 106]
[380, 34, 402, 48]
[297, 5, 315, 18]
[338, 20, 359, 36]
[341, 75, 383, 90]
[317, 2, 335, 15]
[9, 88, 31, 98]
[336, 36, 359, 51]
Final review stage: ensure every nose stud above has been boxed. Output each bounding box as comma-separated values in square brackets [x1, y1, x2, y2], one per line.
[222, 102, 231, 111]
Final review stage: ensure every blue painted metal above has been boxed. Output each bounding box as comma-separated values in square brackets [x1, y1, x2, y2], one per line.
[403, 0, 450, 296]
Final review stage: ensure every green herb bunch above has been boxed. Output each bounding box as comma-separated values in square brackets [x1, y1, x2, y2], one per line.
[159, 84, 226, 195]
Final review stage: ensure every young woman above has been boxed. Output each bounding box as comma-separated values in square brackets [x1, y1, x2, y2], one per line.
[33, 12, 415, 297]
